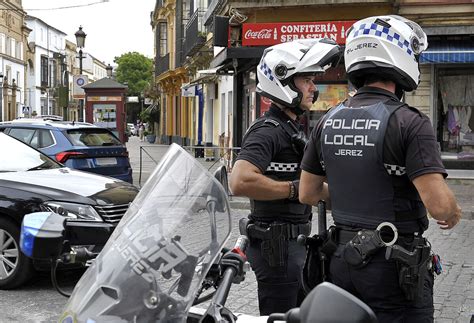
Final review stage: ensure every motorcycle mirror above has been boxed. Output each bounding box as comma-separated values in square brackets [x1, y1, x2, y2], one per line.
[212, 165, 229, 197]
[299, 282, 377, 323]
[205, 165, 229, 214]
[20, 212, 66, 259]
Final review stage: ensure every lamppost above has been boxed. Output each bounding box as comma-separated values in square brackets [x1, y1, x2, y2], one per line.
[75, 26, 86, 121]
[0, 74, 3, 121]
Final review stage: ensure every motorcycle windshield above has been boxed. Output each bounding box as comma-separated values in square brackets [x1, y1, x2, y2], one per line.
[60, 144, 232, 323]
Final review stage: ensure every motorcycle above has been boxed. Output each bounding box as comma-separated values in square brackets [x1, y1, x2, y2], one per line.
[20, 143, 377, 322]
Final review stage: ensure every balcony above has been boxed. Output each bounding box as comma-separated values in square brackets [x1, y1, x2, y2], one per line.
[156, 53, 170, 77]
[183, 9, 207, 58]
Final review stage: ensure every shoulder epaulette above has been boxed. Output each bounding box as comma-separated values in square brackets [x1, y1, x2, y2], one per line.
[264, 119, 280, 127]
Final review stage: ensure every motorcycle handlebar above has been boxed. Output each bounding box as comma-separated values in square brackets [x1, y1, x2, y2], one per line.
[233, 235, 249, 254]
[211, 235, 249, 307]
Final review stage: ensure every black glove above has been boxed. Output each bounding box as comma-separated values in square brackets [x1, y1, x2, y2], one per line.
[291, 131, 308, 157]
[220, 250, 247, 284]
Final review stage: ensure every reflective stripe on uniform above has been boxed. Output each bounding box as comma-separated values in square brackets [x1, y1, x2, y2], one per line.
[266, 162, 299, 172]
[384, 163, 406, 176]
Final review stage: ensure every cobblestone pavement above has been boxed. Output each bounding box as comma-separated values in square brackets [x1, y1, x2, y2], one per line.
[127, 136, 474, 322]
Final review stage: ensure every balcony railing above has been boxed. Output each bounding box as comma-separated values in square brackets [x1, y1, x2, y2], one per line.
[155, 53, 170, 76]
[183, 9, 207, 57]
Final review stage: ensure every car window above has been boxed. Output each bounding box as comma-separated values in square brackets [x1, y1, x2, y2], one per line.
[8, 128, 36, 145]
[66, 129, 122, 146]
[38, 129, 55, 148]
[0, 133, 60, 172]
[30, 129, 54, 148]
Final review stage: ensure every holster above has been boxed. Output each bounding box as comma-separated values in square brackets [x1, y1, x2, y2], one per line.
[245, 220, 311, 268]
[385, 236, 432, 302]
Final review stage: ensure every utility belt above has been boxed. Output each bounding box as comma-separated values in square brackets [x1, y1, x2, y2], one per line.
[239, 218, 311, 267]
[251, 199, 310, 216]
[331, 222, 442, 302]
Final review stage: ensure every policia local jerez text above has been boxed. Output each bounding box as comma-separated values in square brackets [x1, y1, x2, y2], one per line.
[323, 118, 380, 157]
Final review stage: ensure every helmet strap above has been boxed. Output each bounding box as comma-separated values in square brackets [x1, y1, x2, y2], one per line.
[293, 105, 306, 116]
[395, 86, 404, 100]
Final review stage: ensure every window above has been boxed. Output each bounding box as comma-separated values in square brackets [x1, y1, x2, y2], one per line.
[159, 22, 167, 57]
[436, 67, 474, 169]
[10, 38, 15, 57]
[16, 41, 23, 60]
[0, 33, 5, 54]
[29, 129, 55, 148]
[41, 56, 48, 87]
[8, 128, 36, 145]
[66, 129, 122, 147]
[50, 59, 57, 87]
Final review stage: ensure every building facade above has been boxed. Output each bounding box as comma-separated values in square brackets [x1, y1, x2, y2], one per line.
[25, 16, 68, 118]
[152, 0, 474, 171]
[0, 0, 30, 121]
[400, 1, 474, 170]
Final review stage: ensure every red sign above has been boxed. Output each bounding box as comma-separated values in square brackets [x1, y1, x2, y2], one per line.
[242, 21, 356, 46]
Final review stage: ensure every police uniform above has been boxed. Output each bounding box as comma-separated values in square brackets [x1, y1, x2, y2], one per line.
[236, 104, 312, 315]
[301, 87, 445, 322]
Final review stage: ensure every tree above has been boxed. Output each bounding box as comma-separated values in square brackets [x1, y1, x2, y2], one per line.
[114, 52, 153, 122]
[114, 52, 153, 96]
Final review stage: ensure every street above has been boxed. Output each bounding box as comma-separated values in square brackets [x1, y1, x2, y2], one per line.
[0, 136, 472, 322]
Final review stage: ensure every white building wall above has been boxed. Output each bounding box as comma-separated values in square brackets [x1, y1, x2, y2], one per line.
[0, 30, 26, 119]
[217, 75, 234, 146]
[26, 17, 67, 116]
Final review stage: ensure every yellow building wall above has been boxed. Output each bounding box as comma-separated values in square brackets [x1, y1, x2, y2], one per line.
[405, 65, 432, 119]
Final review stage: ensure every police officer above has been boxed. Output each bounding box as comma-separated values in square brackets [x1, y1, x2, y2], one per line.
[229, 39, 342, 315]
[299, 16, 462, 322]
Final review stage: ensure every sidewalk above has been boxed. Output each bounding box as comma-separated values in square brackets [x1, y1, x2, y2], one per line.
[126, 136, 473, 321]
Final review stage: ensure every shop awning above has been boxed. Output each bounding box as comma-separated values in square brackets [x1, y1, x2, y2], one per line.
[420, 40, 474, 64]
[197, 65, 226, 76]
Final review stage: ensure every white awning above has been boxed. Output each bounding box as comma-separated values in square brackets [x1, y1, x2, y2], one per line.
[197, 65, 224, 77]
[197, 65, 222, 75]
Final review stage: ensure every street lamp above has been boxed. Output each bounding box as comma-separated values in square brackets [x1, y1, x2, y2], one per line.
[106, 64, 113, 78]
[75, 26, 86, 74]
[75, 26, 86, 121]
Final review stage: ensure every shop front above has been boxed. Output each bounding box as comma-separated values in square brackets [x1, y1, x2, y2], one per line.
[211, 20, 356, 146]
[420, 35, 474, 171]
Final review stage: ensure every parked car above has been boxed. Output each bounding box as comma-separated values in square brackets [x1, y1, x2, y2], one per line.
[0, 119, 133, 183]
[0, 132, 139, 289]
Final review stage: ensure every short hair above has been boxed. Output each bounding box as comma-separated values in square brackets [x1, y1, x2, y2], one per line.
[363, 74, 394, 86]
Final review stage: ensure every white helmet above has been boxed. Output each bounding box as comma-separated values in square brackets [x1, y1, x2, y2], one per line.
[345, 15, 428, 92]
[257, 38, 342, 110]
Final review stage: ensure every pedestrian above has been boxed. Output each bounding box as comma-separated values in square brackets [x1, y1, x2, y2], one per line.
[138, 122, 145, 141]
[229, 39, 342, 315]
[299, 15, 462, 322]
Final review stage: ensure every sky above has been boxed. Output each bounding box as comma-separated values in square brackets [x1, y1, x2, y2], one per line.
[22, 0, 155, 65]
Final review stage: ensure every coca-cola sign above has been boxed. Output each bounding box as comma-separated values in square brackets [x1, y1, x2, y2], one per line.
[242, 21, 356, 46]
[244, 28, 274, 40]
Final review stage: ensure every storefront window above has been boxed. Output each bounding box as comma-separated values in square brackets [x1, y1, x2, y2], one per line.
[436, 67, 474, 169]
[308, 66, 349, 131]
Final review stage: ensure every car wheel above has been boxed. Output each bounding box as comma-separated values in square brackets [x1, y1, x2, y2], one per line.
[0, 218, 34, 289]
